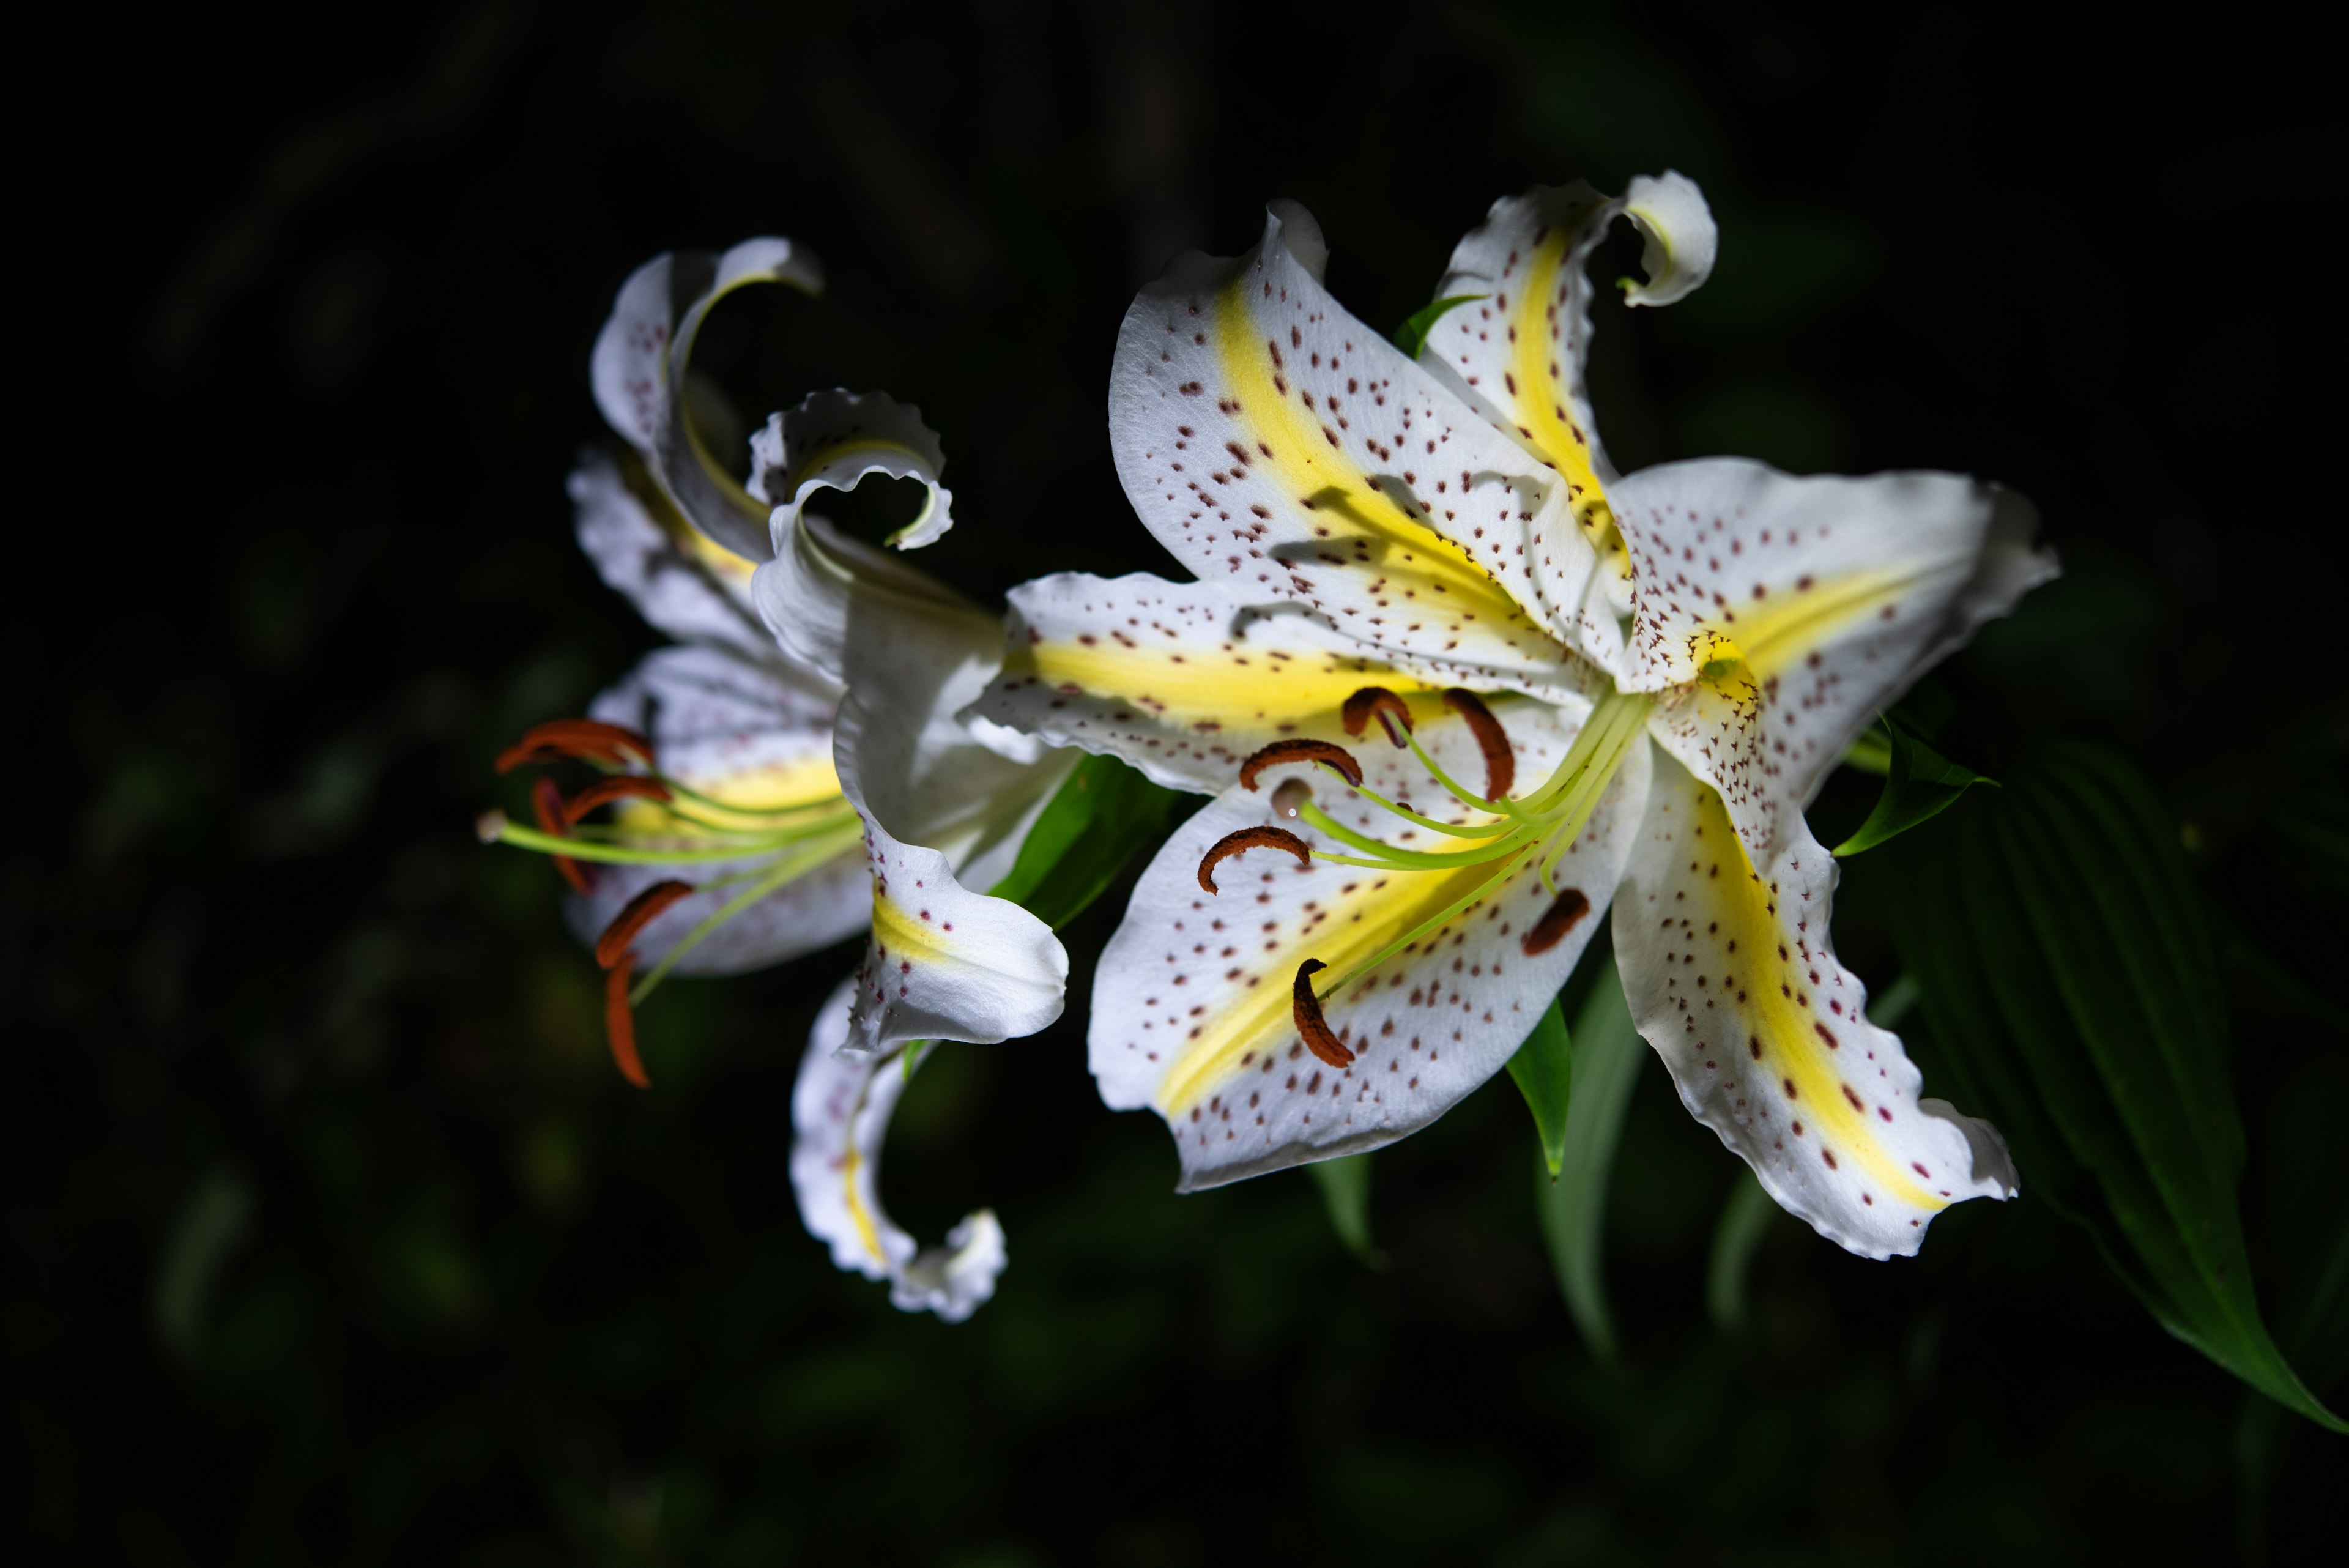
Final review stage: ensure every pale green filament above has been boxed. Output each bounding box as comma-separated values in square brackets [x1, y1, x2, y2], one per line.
[1304, 689, 1655, 999]
[628, 819, 865, 1003]
[486, 773, 866, 1014]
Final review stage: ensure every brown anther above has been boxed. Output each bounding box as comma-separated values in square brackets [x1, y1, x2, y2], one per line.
[560, 775, 674, 823]
[603, 957, 652, 1089]
[1342, 686, 1416, 748]
[1292, 958, 1354, 1067]
[594, 879, 696, 969]
[1238, 739, 1363, 792]
[1521, 888, 1592, 956]
[1198, 825, 1313, 893]
[495, 718, 654, 775]
[1442, 688, 1516, 801]
[532, 778, 593, 894]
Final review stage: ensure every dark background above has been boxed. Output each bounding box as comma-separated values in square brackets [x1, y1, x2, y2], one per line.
[18, 1, 2346, 1562]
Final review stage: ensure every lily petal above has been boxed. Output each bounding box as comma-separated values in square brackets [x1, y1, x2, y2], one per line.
[589, 237, 824, 561]
[1611, 746, 2016, 1259]
[1110, 203, 1611, 685]
[790, 979, 1008, 1321]
[1420, 173, 1718, 623]
[970, 570, 1505, 793]
[569, 644, 869, 973]
[569, 450, 785, 669]
[833, 678, 1072, 1050]
[754, 470, 1075, 1052]
[751, 388, 956, 551]
[1091, 700, 1646, 1189]
[1619, 171, 1720, 307]
[1612, 457, 2054, 863]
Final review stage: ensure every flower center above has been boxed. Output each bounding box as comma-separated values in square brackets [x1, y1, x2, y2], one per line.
[1198, 685, 1652, 1063]
[480, 718, 864, 1083]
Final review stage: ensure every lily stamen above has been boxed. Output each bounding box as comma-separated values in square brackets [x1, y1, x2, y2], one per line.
[604, 959, 651, 1089]
[1439, 688, 1515, 801]
[1198, 825, 1313, 893]
[1239, 739, 1364, 791]
[595, 879, 696, 968]
[495, 718, 654, 774]
[532, 777, 593, 893]
[561, 775, 675, 822]
[1341, 686, 1416, 748]
[1291, 959, 1354, 1067]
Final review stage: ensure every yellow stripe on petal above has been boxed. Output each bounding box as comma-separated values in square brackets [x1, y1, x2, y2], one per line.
[614, 756, 845, 835]
[1153, 850, 1524, 1118]
[1211, 277, 1529, 630]
[1505, 235, 1624, 571]
[1008, 637, 1446, 734]
[840, 1136, 889, 1266]
[1690, 787, 1939, 1212]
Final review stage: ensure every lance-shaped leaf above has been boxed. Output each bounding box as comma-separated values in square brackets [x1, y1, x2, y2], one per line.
[1505, 998, 1573, 1178]
[1535, 957, 1645, 1362]
[1891, 742, 2345, 1432]
[985, 752, 1183, 932]
[1391, 294, 1482, 361]
[1832, 713, 1994, 858]
[1307, 1153, 1378, 1263]
[1705, 1173, 1776, 1333]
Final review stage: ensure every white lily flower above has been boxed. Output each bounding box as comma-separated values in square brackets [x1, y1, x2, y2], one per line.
[971, 178, 2057, 1260]
[486, 239, 1070, 1315]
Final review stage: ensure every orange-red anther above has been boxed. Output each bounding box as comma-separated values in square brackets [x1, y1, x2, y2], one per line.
[1342, 687, 1416, 748]
[1238, 739, 1364, 792]
[560, 775, 674, 823]
[1521, 887, 1591, 956]
[593, 879, 696, 969]
[1441, 688, 1516, 801]
[495, 718, 654, 775]
[1292, 958, 1354, 1068]
[532, 778, 594, 894]
[603, 957, 652, 1089]
[1198, 825, 1314, 893]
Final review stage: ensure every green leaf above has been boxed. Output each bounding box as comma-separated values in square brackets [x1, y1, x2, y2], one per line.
[1504, 1000, 1573, 1178]
[984, 752, 1181, 931]
[1307, 1153, 1379, 1265]
[1888, 742, 2346, 1432]
[1832, 713, 1994, 858]
[1704, 1173, 1776, 1334]
[1534, 959, 1644, 1363]
[1392, 294, 1483, 360]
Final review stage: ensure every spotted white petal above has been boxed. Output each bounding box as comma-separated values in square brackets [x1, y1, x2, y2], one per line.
[1611, 746, 2016, 1259]
[751, 388, 956, 552]
[755, 481, 1075, 1052]
[1419, 173, 1716, 630]
[1091, 699, 1646, 1190]
[589, 237, 824, 560]
[790, 979, 1008, 1321]
[571, 644, 867, 974]
[1110, 203, 1613, 683]
[1611, 458, 2055, 863]
[970, 570, 1545, 793]
[569, 451, 793, 671]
